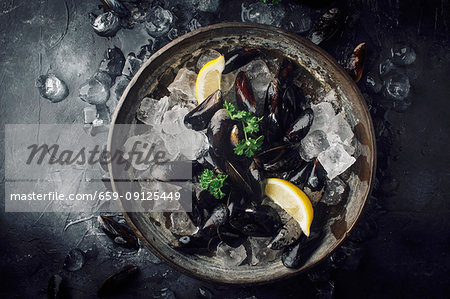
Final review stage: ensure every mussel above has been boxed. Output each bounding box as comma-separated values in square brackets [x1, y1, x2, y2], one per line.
[207, 109, 233, 157]
[268, 218, 303, 250]
[229, 205, 282, 237]
[97, 215, 139, 249]
[263, 80, 283, 144]
[224, 159, 263, 198]
[345, 42, 367, 83]
[235, 71, 257, 113]
[184, 90, 223, 131]
[203, 203, 229, 229]
[306, 159, 326, 192]
[223, 47, 261, 74]
[97, 265, 138, 298]
[101, 0, 129, 17]
[255, 143, 304, 173]
[308, 8, 341, 45]
[280, 85, 307, 130]
[277, 58, 295, 90]
[217, 225, 246, 248]
[230, 123, 244, 149]
[281, 231, 323, 269]
[284, 108, 314, 142]
[170, 235, 220, 254]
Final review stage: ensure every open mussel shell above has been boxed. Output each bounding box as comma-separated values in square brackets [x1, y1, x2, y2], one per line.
[345, 42, 367, 83]
[235, 71, 257, 113]
[223, 47, 261, 74]
[284, 108, 314, 142]
[268, 218, 303, 250]
[255, 142, 304, 173]
[97, 265, 138, 298]
[184, 90, 223, 131]
[230, 123, 244, 149]
[207, 109, 234, 157]
[282, 231, 324, 269]
[229, 205, 282, 237]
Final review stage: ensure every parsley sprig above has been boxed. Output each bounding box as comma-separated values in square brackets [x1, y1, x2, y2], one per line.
[224, 101, 264, 158]
[200, 169, 228, 199]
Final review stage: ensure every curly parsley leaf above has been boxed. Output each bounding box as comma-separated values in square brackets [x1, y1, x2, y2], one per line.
[200, 169, 228, 199]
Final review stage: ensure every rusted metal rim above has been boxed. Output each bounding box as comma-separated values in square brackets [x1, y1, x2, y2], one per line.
[107, 22, 376, 285]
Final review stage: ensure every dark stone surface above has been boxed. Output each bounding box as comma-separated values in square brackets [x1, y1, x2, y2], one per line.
[0, 0, 449, 298]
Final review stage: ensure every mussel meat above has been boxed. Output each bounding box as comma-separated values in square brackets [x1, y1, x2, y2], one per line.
[223, 47, 261, 74]
[184, 90, 223, 131]
[235, 71, 257, 113]
[345, 42, 366, 83]
[284, 108, 314, 142]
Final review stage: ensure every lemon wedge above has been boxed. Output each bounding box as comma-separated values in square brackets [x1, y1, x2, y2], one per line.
[195, 55, 225, 104]
[265, 178, 314, 236]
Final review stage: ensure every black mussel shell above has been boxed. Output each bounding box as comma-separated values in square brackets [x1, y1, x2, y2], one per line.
[203, 203, 229, 229]
[101, 0, 129, 17]
[288, 162, 313, 188]
[284, 108, 314, 142]
[187, 193, 203, 227]
[184, 90, 223, 131]
[254, 142, 293, 166]
[97, 215, 139, 249]
[224, 159, 263, 198]
[280, 85, 309, 130]
[268, 218, 303, 250]
[264, 80, 281, 117]
[207, 109, 233, 158]
[223, 47, 261, 74]
[306, 159, 326, 192]
[217, 225, 246, 248]
[235, 71, 257, 113]
[229, 205, 282, 237]
[170, 235, 220, 254]
[345, 42, 367, 83]
[308, 8, 341, 45]
[255, 143, 304, 173]
[97, 265, 138, 298]
[282, 231, 324, 269]
[277, 58, 296, 90]
[262, 112, 283, 145]
[197, 190, 218, 212]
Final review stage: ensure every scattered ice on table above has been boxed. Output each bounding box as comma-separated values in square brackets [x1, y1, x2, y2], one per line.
[83, 107, 97, 124]
[197, 287, 213, 299]
[63, 248, 85, 272]
[321, 177, 347, 205]
[167, 68, 197, 102]
[318, 144, 356, 179]
[169, 212, 199, 236]
[284, 6, 312, 34]
[35, 74, 69, 103]
[248, 237, 279, 265]
[79, 77, 110, 105]
[241, 59, 274, 101]
[137, 96, 169, 126]
[326, 113, 354, 145]
[379, 58, 394, 77]
[188, 18, 201, 32]
[336, 241, 365, 270]
[197, 0, 221, 13]
[241, 2, 286, 27]
[93, 71, 113, 87]
[123, 53, 143, 78]
[145, 6, 173, 37]
[167, 28, 185, 41]
[315, 281, 335, 299]
[216, 243, 247, 267]
[90, 12, 121, 37]
[153, 287, 176, 299]
[98, 47, 125, 81]
[299, 130, 330, 161]
[383, 71, 410, 101]
[137, 44, 154, 61]
[392, 97, 412, 112]
[391, 45, 416, 65]
[196, 49, 221, 71]
[365, 72, 382, 94]
[309, 102, 335, 132]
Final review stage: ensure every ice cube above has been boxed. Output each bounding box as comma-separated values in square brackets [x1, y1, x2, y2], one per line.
[391, 44, 416, 65]
[321, 177, 347, 205]
[383, 71, 410, 101]
[248, 237, 279, 265]
[161, 130, 208, 161]
[161, 105, 190, 135]
[196, 49, 221, 71]
[83, 107, 97, 124]
[216, 243, 247, 267]
[63, 248, 85, 272]
[167, 68, 197, 101]
[35, 74, 69, 103]
[365, 72, 382, 94]
[197, 0, 221, 13]
[145, 6, 173, 37]
[221, 73, 236, 93]
[153, 287, 176, 299]
[241, 59, 274, 101]
[392, 97, 412, 112]
[299, 130, 330, 161]
[315, 281, 335, 299]
[167, 28, 185, 41]
[137, 96, 169, 126]
[309, 102, 335, 132]
[169, 212, 199, 236]
[241, 2, 286, 27]
[122, 133, 166, 171]
[123, 53, 143, 78]
[379, 58, 394, 77]
[326, 113, 354, 145]
[188, 18, 201, 32]
[79, 77, 110, 105]
[284, 8, 312, 34]
[90, 12, 121, 37]
[98, 47, 125, 81]
[318, 144, 356, 180]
